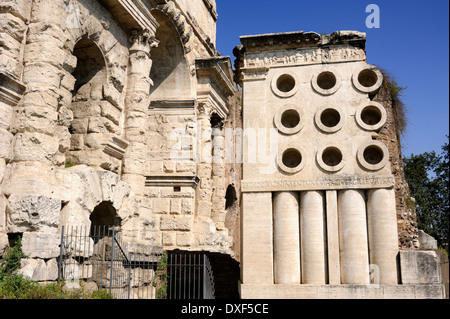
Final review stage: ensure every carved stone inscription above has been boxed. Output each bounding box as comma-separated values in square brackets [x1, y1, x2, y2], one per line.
[241, 175, 395, 192]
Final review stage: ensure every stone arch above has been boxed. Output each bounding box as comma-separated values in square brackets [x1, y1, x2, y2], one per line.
[59, 166, 138, 230]
[149, 5, 193, 101]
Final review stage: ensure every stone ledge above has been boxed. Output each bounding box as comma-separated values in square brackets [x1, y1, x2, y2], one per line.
[239, 283, 445, 299]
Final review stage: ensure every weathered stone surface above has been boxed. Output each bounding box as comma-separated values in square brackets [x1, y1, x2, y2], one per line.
[419, 230, 438, 250]
[18, 258, 58, 282]
[21, 232, 61, 258]
[12, 132, 59, 164]
[0, 232, 8, 257]
[6, 195, 61, 233]
[0, 129, 13, 160]
[399, 250, 442, 284]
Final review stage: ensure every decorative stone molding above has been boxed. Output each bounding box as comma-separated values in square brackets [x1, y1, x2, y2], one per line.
[129, 29, 159, 54]
[103, 136, 130, 160]
[196, 57, 238, 119]
[0, 72, 26, 106]
[145, 174, 200, 188]
[153, 1, 193, 51]
[99, 0, 159, 34]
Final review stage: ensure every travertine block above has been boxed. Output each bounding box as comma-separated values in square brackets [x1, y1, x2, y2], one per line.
[12, 132, 59, 164]
[6, 194, 61, 233]
[160, 215, 192, 231]
[21, 232, 61, 258]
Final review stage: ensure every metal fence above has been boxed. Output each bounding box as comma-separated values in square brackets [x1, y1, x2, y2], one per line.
[57, 225, 215, 299]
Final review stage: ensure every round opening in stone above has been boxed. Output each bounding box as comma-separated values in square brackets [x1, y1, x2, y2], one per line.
[282, 149, 302, 169]
[320, 108, 341, 128]
[358, 69, 379, 88]
[361, 105, 382, 126]
[276, 74, 296, 93]
[317, 72, 337, 90]
[281, 109, 301, 129]
[363, 145, 384, 165]
[322, 147, 343, 167]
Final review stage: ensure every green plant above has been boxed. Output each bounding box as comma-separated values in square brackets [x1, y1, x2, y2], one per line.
[379, 69, 408, 136]
[65, 160, 74, 168]
[155, 252, 168, 299]
[439, 246, 448, 257]
[0, 236, 114, 299]
[0, 237, 27, 276]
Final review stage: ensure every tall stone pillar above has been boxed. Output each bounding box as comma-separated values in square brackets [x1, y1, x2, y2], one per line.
[122, 30, 158, 198]
[338, 189, 370, 284]
[273, 192, 301, 285]
[367, 188, 399, 284]
[300, 191, 326, 284]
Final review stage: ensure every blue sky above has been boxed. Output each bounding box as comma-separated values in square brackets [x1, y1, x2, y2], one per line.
[215, 0, 449, 157]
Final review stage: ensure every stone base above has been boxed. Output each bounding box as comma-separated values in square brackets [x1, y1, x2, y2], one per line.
[239, 283, 445, 299]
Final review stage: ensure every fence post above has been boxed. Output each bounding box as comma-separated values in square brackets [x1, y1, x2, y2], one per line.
[58, 226, 65, 282]
[110, 227, 115, 294]
[203, 254, 206, 299]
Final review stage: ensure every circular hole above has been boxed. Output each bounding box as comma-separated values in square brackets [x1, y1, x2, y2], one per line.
[281, 110, 300, 129]
[363, 145, 384, 165]
[277, 74, 296, 93]
[322, 147, 343, 167]
[361, 105, 382, 126]
[282, 149, 302, 168]
[317, 72, 337, 90]
[358, 69, 379, 88]
[320, 108, 341, 128]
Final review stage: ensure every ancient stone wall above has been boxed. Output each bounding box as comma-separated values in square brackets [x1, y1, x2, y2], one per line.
[0, 0, 239, 282]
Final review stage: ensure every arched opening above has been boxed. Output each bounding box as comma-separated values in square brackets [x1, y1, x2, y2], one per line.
[89, 201, 120, 237]
[149, 10, 191, 101]
[65, 38, 120, 172]
[225, 184, 237, 210]
[72, 39, 107, 96]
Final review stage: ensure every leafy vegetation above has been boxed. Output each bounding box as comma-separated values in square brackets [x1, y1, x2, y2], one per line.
[379, 69, 408, 136]
[403, 135, 449, 251]
[0, 237, 114, 299]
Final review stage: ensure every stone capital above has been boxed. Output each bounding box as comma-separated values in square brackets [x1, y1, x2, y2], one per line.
[129, 29, 159, 55]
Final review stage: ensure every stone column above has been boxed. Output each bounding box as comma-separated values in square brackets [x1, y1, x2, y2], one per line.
[273, 192, 301, 285]
[211, 128, 227, 229]
[195, 104, 213, 220]
[338, 189, 370, 284]
[367, 188, 399, 284]
[122, 30, 158, 198]
[300, 191, 326, 284]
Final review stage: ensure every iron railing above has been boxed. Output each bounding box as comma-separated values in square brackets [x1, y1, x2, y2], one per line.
[57, 225, 215, 299]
